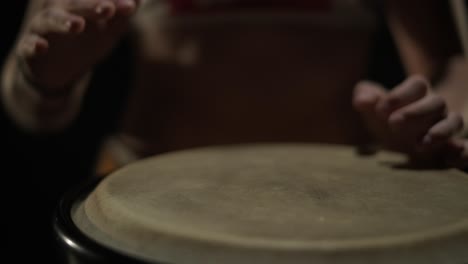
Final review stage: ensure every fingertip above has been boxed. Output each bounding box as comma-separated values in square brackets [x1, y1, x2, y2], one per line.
[95, 1, 117, 19]
[408, 74, 431, 88]
[417, 131, 451, 154]
[34, 38, 49, 55]
[353, 80, 387, 112]
[355, 80, 375, 88]
[388, 112, 405, 130]
[68, 16, 86, 33]
[354, 80, 386, 93]
[353, 92, 378, 113]
[21, 35, 49, 58]
[400, 75, 430, 97]
[422, 134, 432, 146]
[116, 0, 137, 16]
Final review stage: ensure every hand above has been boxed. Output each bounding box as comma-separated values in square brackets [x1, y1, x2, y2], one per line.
[15, 0, 141, 93]
[353, 75, 468, 168]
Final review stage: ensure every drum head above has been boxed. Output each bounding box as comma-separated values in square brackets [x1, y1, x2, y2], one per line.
[72, 144, 468, 264]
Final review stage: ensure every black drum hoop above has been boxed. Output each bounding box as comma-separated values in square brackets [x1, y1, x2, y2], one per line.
[53, 176, 167, 264]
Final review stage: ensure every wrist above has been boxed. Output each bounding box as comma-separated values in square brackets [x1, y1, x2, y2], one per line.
[1, 55, 91, 132]
[16, 56, 77, 100]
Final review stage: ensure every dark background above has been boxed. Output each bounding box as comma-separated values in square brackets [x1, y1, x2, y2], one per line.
[0, 1, 404, 262]
[0, 1, 131, 262]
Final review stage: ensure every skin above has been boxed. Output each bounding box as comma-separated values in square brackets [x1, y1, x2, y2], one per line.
[353, 0, 467, 168]
[353, 76, 466, 166]
[5, 0, 468, 168]
[15, 0, 141, 92]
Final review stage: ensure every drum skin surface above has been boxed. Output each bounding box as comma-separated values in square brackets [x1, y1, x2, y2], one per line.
[72, 143, 468, 264]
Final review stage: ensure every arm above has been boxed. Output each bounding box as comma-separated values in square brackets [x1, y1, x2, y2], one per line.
[386, 0, 468, 167]
[385, 0, 467, 119]
[384, 0, 463, 81]
[1, 0, 140, 133]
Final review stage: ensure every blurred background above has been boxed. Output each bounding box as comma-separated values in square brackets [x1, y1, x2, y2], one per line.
[0, 0, 465, 262]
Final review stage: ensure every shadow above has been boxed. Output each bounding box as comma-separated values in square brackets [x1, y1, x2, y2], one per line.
[378, 159, 451, 171]
[354, 143, 457, 171]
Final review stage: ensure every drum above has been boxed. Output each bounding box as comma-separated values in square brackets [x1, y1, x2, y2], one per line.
[54, 143, 468, 264]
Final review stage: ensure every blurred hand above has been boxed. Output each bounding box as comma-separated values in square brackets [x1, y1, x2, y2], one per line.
[353, 75, 468, 168]
[16, 0, 141, 94]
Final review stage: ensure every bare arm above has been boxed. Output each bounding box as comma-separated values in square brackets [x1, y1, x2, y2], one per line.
[1, 0, 140, 133]
[385, 0, 463, 80]
[385, 0, 468, 127]
[1, 0, 83, 133]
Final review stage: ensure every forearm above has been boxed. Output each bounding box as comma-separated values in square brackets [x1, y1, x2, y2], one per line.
[434, 56, 468, 126]
[385, 0, 462, 82]
[385, 0, 467, 127]
[1, 54, 91, 133]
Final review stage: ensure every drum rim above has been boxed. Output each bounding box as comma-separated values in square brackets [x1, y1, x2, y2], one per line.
[53, 176, 167, 264]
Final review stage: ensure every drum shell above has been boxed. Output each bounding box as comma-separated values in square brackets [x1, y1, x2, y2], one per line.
[53, 175, 468, 264]
[53, 178, 157, 264]
[53, 144, 468, 264]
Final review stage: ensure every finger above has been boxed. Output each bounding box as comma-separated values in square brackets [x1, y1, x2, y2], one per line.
[388, 93, 447, 135]
[30, 8, 85, 35]
[377, 75, 430, 118]
[17, 34, 49, 59]
[65, 0, 116, 20]
[352, 81, 391, 153]
[423, 112, 464, 145]
[416, 113, 463, 153]
[353, 80, 388, 114]
[114, 0, 139, 16]
[131, 0, 142, 6]
[100, 3, 135, 34]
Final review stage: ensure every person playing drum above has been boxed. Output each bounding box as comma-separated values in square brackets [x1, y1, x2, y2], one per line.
[2, 1, 468, 263]
[2, 0, 468, 171]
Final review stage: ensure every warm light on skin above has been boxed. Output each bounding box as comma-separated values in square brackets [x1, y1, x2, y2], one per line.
[449, 0, 468, 56]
